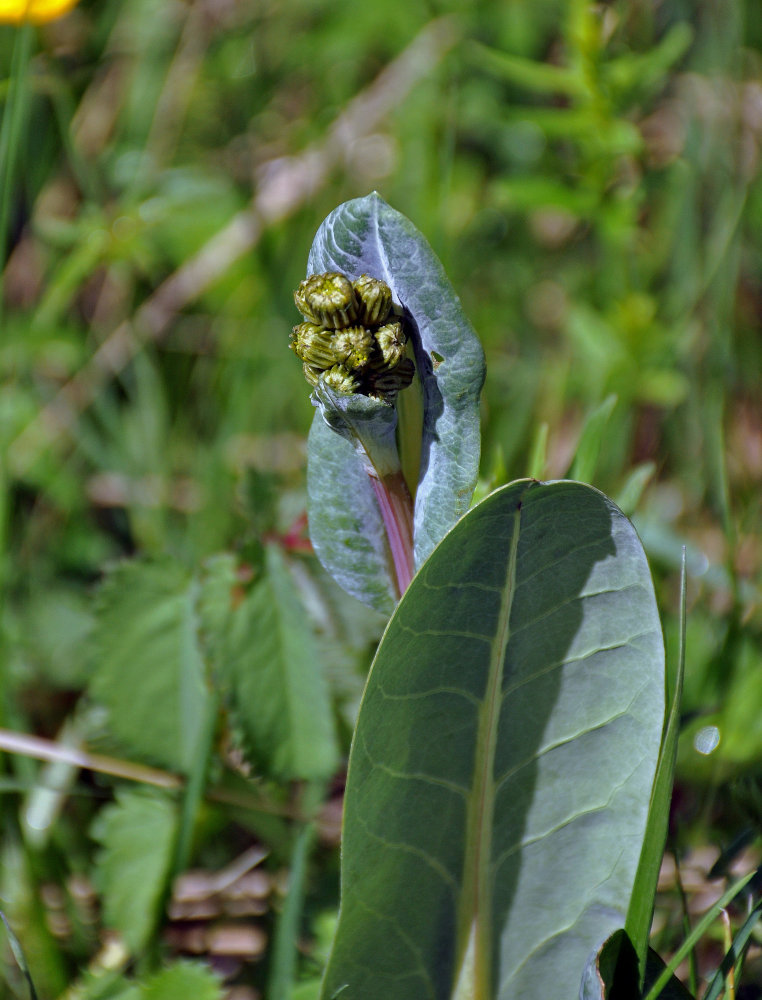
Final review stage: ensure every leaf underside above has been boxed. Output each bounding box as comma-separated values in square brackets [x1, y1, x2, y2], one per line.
[307, 193, 485, 612]
[321, 480, 665, 1000]
[308, 408, 397, 617]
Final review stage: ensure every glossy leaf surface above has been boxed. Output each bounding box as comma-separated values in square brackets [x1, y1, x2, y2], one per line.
[306, 193, 485, 610]
[321, 480, 664, 1000]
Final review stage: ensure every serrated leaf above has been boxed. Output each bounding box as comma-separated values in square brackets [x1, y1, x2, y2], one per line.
[90, 560, 209, 774]
[139, 961, 224, 1000]
[197, 553, 238, 666]
[320, 480, 665, 1000]
[306, 193, 485, 608]
[23, 586, 94, 688]
[92, 788, 177, 954]
[223, 545, 338, 780]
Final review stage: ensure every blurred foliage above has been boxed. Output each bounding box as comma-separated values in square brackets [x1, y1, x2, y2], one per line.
[1, 0, 762, 996]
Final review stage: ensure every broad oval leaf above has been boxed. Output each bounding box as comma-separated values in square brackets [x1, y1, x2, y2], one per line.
[320, 480, 664, 1000]
[307, 193, 485, 610]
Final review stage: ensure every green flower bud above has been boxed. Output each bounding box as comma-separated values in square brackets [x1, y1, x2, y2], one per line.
[294, 272, 358, 328]
[322, 364, 361, 395]
[333, 325, 375, 370]
[353, 274, 393, 326]
[302, 362, 324, 387]
[291, 322, 338, 367]
[373, 321, 407, 368]
[368, 357, 415, 399]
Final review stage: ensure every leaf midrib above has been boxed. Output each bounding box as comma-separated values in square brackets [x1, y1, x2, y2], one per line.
[454, 495, 525, 1000]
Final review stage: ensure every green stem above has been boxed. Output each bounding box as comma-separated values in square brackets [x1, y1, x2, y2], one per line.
[172, 688, 219, 875]
[0, 23, 34, 327]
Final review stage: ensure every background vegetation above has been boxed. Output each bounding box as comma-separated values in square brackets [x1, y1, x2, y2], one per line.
[1, 0, 762, 997]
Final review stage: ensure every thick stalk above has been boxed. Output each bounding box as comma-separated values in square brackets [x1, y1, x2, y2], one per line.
[369, 470, 415, 598]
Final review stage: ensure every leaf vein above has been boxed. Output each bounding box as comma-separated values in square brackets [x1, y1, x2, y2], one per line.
[501, 628, 658, 699]
[359, 728, 470, 797]
[376, 683, 481, 707]
[491, 752, 647, 875]
[354, 809, 460, 895]
[493, 696, 648, 797]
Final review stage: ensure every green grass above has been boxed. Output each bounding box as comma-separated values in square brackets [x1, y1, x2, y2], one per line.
[1, 1, 762, 996]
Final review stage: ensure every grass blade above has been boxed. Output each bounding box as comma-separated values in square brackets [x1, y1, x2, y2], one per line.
[626, 547, 687, 980]
[642, 871, 755, 1000]
[702, 901, 762, 1000]
[0, 910, 38, 1000]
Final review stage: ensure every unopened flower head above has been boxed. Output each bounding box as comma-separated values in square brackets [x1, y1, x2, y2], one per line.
[354, 274, 393, 326]
[368, 358, 415, 399]
[291, 271, 415, 402]
[322, 364, 361, 395]
[294, 272, 358, 329]
[373, 321, 407, 368]
[291, 323, 339, 368]
[333, 325, 374, 370]
[302, 363, 323, 387]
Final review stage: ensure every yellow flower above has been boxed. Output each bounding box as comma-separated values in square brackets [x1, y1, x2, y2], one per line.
[0, 0, 79, 24]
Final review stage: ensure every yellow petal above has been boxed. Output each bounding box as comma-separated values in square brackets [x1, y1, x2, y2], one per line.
[0, 0, 80, 25]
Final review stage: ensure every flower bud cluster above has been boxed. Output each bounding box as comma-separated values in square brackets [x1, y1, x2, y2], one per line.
[291, 272, 415, 401]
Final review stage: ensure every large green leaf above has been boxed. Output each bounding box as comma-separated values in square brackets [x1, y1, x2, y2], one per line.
[222, 544, 338, 781]
[321, 480, 664, 1000]
[90, 561, 210, 775]
[306, 193, 485, 609]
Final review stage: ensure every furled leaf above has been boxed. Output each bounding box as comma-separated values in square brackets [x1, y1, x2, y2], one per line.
[222, 544, 338, 780]
[90, 561, 209, 774]
[306, 193, 485, 608]
[320, 480, 665, 1000]
[308, 402, 397, 617]
[92, 788, 177, 954]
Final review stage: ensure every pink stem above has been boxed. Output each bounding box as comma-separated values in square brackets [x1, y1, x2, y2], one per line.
[370, 471, 415, 598]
